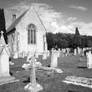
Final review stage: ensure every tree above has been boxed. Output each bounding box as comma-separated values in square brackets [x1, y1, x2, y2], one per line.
[0, 8, 7, 44]
[73, 27, 81, 48]
[46, 31, 92, 50]
[46, 33, 55, 50]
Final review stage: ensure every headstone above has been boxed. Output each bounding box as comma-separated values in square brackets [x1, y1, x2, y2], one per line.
[66, 48, 70, 56]
[24, 55, 43, 92]
[77, 47, 81, 54]
[74, 49, 77, 55]
[50, 50, 63, 73]
[47, 50, 50, 57]
[0, 31, 16, 84]
[0, 46, 10, 77]
[35, 52, 39, 58]
[42, 52, 47, 60]
[13, 52, 18, 59]
[51, 50, 58, 68]
[86, 51, 92, 69]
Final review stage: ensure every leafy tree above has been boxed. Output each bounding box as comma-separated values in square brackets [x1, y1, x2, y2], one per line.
[0, 8, 7, 44]
[73, 27, 81, 48]
[46, 31, 92, 50]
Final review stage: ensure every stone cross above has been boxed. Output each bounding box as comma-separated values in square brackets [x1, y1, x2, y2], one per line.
[24, 55, 43, 92]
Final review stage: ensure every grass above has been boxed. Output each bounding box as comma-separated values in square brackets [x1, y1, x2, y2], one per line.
[0, 54, 92, 92]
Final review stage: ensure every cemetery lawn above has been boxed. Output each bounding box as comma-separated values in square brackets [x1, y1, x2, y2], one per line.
[1, 55, 92, 92]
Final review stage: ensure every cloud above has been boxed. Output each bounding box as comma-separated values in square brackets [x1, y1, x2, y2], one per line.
[66, 21, 92, 35]
[5, 2, 64, 31]
[69, 5, 87, 11]
[5, 2, 92, 36]
[67, 17, 77, 22]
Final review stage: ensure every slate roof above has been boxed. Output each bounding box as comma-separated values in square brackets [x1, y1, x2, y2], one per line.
[6, 7, 47, 34]
[7, 10, 28, 33]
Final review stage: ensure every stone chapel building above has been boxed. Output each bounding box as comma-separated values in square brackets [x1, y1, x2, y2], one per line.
[6, 7, 48, 57]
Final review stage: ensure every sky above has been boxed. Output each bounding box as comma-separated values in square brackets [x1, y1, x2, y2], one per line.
[0, 0, 92, 35]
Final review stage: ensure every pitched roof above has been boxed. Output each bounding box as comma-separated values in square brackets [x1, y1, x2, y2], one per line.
[7, 7, 47, 34]
[0, 32, 10, 55]
[7, 10, 28, 33]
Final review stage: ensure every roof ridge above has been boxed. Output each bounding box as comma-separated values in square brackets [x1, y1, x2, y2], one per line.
[7, 9, 29, 33]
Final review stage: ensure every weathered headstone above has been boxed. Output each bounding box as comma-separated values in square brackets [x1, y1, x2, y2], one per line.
[50, 50, 63, 73]
[0, 31, 17, 85]
[42, 52, 47, 60]
[74, 49, 77, 55]
[35, 52, 39, 58]
[13, 52, 18, 59]
[86, 51, 92, 69]
[51, 50, 58, 68]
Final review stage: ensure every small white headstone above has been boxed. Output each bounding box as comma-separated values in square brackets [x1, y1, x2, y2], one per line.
[74, 49, 77, 55]
[78, 47, 81, 54]
[42, 52, 47, 60]
[0, 31, 16, 84]
[0, 46, 10, 77]
[51, 50, 58, 68]
[13, 52, 18, 59]
[86, 51, 92, 69]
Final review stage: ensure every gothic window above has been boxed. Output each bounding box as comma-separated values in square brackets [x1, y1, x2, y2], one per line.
[28, 23, 36, 44]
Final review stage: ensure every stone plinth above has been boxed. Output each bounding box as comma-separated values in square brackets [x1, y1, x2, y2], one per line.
[24, 82, 43, 92]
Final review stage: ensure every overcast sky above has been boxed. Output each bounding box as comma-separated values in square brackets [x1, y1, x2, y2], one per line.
[1, 0, 92, 35]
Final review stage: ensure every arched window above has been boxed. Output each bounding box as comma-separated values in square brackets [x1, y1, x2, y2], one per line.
[28, 23, 36, 44]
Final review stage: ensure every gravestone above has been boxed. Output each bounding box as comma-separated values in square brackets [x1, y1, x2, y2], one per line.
[0, 46, 10, 77]
[47, 50, 50, 57]
[42, 52, 47, 60]
[0, 31, 16, 85]
[24, 55, 43, 92]
[86, 51, 92, 69]
[13, 52, 18, 59]
[35, 52, 39, 58]
[51, 50, 58, 68]
[50, 50, 63, 73]
[77, 47, 81, 54]
[74, 49, 77, 55]
[66, 48, 70, 56]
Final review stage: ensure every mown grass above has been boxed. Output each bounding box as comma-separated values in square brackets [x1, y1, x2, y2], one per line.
[0, 55, 92, 92]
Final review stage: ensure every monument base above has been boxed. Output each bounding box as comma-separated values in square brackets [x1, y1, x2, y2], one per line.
[0, 76, 19, 85]
[54, 68, 63, 73]
[24, 82, 43, 92]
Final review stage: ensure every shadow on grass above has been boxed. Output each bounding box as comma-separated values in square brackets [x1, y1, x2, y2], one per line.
[77, 66, 87, 69]
[68, 90, 80, 92]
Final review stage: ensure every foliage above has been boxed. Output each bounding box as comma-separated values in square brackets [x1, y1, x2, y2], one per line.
[73, 27, 81, 48]
[46, 31, 92, 50]
[0, 8, 7, 43]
